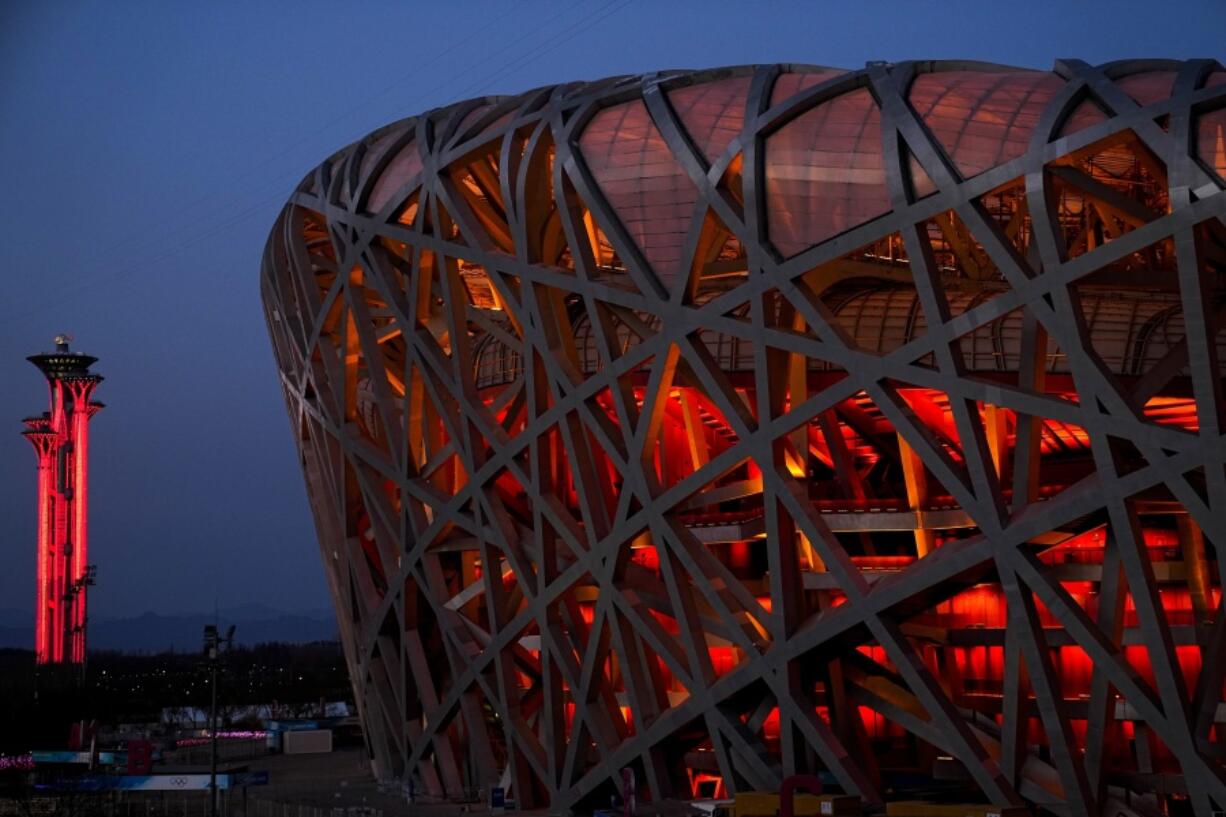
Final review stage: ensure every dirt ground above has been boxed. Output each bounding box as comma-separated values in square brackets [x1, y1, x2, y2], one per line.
[211, 748, 498, 817]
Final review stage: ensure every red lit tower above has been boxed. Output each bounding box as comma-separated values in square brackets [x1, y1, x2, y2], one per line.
[23, 335, 103, 666]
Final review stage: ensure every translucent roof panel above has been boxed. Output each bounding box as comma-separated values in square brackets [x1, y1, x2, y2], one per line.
[1201, 72, 1226, 181]
[770, 69, 846, 107]
[456, 110, 514, 146]
[579, 99, 699, 289]
[910, 70, 1065, 178]
[830, 288, 1205, 375]
[1115, 71, 1177, 106]
[1058, 98, 1110, 138]
[765, 87, 890, 258]
[907, 151, 938, 199]
[367, 141, 423, 214]
[668, 76, 751, 165]
[453, 104, 493, 138]
[329, 148, 356, 206]
[1198, 107, 1226, 182]
[358, 128, 404, 188]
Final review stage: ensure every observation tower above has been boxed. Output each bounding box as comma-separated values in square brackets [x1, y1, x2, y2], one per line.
[23, 335, 103, 666]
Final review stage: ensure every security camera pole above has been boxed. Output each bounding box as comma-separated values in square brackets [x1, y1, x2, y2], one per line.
[204, 624, 235, 817]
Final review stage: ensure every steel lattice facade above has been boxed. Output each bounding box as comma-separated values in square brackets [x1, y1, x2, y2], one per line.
[261, 59, 1226, 815]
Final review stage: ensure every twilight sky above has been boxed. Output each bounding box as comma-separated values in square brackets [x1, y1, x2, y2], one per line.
[1, 1, 1223, 620]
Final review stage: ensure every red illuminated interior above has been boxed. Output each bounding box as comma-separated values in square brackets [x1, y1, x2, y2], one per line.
[262, 59, 1226, 812]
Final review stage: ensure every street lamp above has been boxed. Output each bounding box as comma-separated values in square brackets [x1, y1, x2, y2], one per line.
[203, 624, 235, 817]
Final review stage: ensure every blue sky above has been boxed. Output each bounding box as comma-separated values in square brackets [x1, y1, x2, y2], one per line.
[1, 0, 1223, 619]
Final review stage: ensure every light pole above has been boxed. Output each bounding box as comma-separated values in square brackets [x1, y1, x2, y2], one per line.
[76, 565, 97, 683]
[203, 624, 235, 817]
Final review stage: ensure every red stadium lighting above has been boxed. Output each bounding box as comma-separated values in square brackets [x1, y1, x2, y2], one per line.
[262, 59, 1226, 814]
[23, 335, 103, 666]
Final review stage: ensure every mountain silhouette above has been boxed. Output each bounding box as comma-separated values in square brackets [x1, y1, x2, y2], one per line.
[0, 606, 337, 652]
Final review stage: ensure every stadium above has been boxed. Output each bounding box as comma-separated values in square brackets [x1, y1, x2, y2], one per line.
[261, 58, 1226, 815]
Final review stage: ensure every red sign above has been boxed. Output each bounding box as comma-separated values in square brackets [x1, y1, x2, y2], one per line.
[127, 740, 153, 775]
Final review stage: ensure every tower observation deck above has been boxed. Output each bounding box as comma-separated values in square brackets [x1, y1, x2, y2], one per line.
[23, 335, 103, 665]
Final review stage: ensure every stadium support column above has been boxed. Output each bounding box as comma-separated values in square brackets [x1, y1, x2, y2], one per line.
[897, 434, 934, 557]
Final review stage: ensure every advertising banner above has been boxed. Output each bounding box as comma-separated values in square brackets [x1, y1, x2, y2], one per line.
[69, 775, 230, 792]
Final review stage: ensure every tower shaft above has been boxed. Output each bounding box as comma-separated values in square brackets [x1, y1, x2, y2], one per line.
[24, 337, 102, 666]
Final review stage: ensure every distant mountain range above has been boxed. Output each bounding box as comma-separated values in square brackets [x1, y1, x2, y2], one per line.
[0, 604, 338, 653]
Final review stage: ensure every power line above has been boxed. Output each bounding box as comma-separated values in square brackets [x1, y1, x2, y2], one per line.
[33, 1, 533, 291]
[10, 1, 579, 317]
[6, 0, 639, 324]
[447, 0, 636, 104]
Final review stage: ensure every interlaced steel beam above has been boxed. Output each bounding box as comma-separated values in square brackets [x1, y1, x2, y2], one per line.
[262, 59, 1226, 815]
